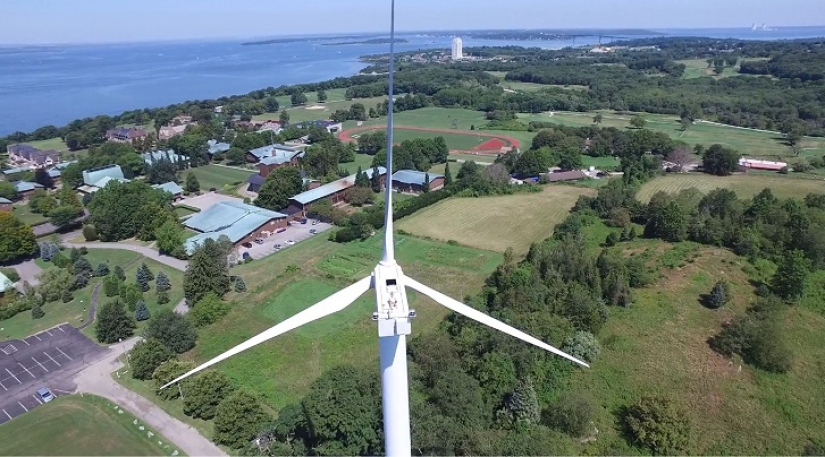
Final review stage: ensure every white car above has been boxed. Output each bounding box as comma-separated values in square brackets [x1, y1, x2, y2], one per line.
[37, 387, 55, 403]
[285, 240, 296, 246]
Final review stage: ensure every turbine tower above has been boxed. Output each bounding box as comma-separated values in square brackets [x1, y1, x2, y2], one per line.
[162, 2, 589, 455]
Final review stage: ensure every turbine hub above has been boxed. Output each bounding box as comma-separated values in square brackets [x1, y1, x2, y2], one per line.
[372, 263, 413, 337]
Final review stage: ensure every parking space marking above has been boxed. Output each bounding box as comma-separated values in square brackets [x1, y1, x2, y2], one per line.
[32, 334, 41, 341]
[18, 402, 28, 412]
[45, 329, 53, 337]
[32, 357, 49, 373]
[3, 409, 11, 420]
[44, 351, 61, 367]
[6, 368, 21, 384]
[32, 395, 42, 405]
[18, 363, 35, 379]
[57, 325, 66, 332]
[55, 346, 72, 361]
[0, 380, 6, 391]
[21, 339, 30, 346]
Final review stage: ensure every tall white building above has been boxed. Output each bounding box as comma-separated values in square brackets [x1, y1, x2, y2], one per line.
[451, 37, 463, 60]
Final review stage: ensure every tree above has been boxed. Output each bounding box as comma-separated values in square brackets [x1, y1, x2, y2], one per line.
[513, 147, 554, 178]
[145, 308, 197, 354]
[630, 116, 646, 129]
[226, 147, 246, 165]
[279, 109, 290, 126]
[624, 396, 692, 454]
[290, 92, 307, 107]
[34, 168, 55, 189]
[370, 166, 382, 193]
[135, 300, 151, 321]
[548, 393, 596, 437]
[155, 220, 185, 257]
[214, 391, 271, 449]
[152, 360, 194, 400]
[188, 292, 231, 327]
[702, 144, 741, 176]
[61, 289, 73, 303]
[504, 376, 540, 428]
[31, 304, 45, 319]
[87, 181, 170, 241]
[255, 167, 302, 211]
[0, 181, 15, 200]
[183, 238, 231, 305]
[94, 262, 110, 277]
[666, 147, 696, 173]
[145, 158, 179, 185]
[680, 117, 692, 132]
[185, 172, 200, 193]
[771, 249, 811, 301]
[557, 141, 583, 171]
[120, 283, 144, 311]
[95, 300, 136, 344]
[37, 268, 74, 303]
[593, 113, 603, 125]
[183, 371, 236, 420]
[114, 265, 126, 281]
[444, 161, 453, 185]
[561, 331, 601, 363]
[103, 274, 121, 297]
[707, 280, 731, 309]
[354, 166, 369, 187]
[235, 276, 246, 293]
[82, 224, 99, 241]
[139, 263, 154, 281]
[316, 89, 328, 103]
[130, 338, 174, 380]
[157, 290, 170, 305]
[156, 271, 171, 292]
[0, 212, 38, 263]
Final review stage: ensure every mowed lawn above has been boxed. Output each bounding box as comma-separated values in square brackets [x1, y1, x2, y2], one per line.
[397, 185, 596, 254]
[347, 125, 511, 150]
[637, 174, 825, 202]
[0, 394, 182, 456]
[188, 164, 253, 191]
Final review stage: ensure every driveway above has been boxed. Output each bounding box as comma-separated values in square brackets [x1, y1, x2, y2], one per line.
[12, 259, 43, 293]
[174, 192, 242, 212]
[242, 221, 332, 260]
[62, 242, 187, 272]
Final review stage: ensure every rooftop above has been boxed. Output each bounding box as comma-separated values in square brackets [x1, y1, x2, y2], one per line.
[0, 271, 15, 293]
[184, 201, 287, 254]
[391, 169, 444, 186]
[543, 170, 588, 182]
[2, 166, 32, 175]
[142, 150, 183, 164]
[152, 181, 184, 195]
[93, 176, 128, 189]
[0, 197, 12, 204]
[207, 139, 231, 155]
[14, 181, 44, 192]
[82, 165, 125, 187]
[259, 149, 305, 166]
[292, 120, 343, 129]
[291, 166, 386, 205]
[248, 143, 303, 160]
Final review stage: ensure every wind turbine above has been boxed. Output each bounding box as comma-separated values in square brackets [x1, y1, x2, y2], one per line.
[161, 1, 589, 455]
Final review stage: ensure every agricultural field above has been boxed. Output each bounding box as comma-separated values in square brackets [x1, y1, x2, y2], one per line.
[0, 394, 181, 456]
[563, 236, 825, 454]
[187, 164, 253, 192]
[397, 185, 596, 254]
[637, 174, 825, 202]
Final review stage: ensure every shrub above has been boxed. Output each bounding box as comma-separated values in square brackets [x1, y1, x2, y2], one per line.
[74, 273, 89, 290]
[130, 338, 174, 380]
[623, 396, 691, 454]
[103, 274, 121, 297]
[94, 263, 110, 277]
[157, 290, 170, 305]
[547, 393, 595, 437]
[604, 232, 619, 246]
[188, 293, 231, 328]
[135, 300, 151, 321]
[120, 283, 144, 312]
[152, 360, 194, 400]
[145, 308, 197, 353]
[214, 391, 271, 449]
[31, 305, 45, 319]
[114, 265, 126, 281]
[61, 289, 74, 303]
[82, 224, 99, 241]
[707, 280, 731, 309]
[756, 283, 771, 297]
[709, 300, 792, 373]
[234, 277, 246, 293]
[561, 331, 601, 363]
[183, 371, 236, 420]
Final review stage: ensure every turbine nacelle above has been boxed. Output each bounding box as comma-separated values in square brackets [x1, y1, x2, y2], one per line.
[371, 263, 414, 337]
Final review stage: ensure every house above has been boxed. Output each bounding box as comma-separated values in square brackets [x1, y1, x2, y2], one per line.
[246, 143, 304, 164]
[158, 124, 188, 140]
[287, 167, 387, 215]
[152, 182, 184, 200]
[171, 114, 194, 125]
[142, 149, 183, 165]
[0, 271, 15, 294]
[257, 120, 282, 134]
[207, 139, 231, 156]
[0, 197, 12, 212]
[291, 120, 343, 134]
[13, 181, 45, 198]
[1, 166, 32, 180]
[541, 170, 588, 182]
[106, 127, 147, 143]
[183, 201, 288, 254]
[391, 170, 445, 194]
[43, 161, 75, 183]
[739, 158, 787, 172]
[6, 144, 59, 168]
[78, 165, 128, 194]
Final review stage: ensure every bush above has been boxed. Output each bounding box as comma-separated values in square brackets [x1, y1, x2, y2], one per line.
[82, 224, 99, 241]
[604, 232, 619, 246]
[709, 299, 792, 373]
[31, 305, 45, 319]
[74, 273, 89, 290]
[547, 393, 596, 437]
[188, 293, 231, 327]
[94, 263, 110, 277]
[103, 274, 121, 297]
[214, 391, 271, 449]
[706, 280, 731, 309]
[130, 338, 175, 380]
[135, 300, 151, 321]
[183, 371, 236, 420]
[152, 360, 194, 400]
[234, 277, 246, 293]
[114, 265, 126, 281]
[145, 308, 197, 354]
[623, 396, 691, 454]
[157, 290, 170, 305]
[561, 331, 601, 363]
[0, 268, 20, 283]
[61, 289, 73, 303]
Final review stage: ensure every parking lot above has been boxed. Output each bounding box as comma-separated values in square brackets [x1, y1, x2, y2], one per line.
[242, 220, 333, 259]
[0, 324, 108, 425]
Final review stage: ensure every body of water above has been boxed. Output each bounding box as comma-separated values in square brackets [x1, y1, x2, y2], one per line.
[1, 26, 824, 136]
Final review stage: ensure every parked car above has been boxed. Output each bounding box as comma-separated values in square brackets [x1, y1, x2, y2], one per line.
[312, 220, 319, 225]
[36, 387, 55, 403]
[301, 218, 308, 224]
[309, 229, 317, 234]
[254, 238, 264, 244]
[285, 240, 296, 246]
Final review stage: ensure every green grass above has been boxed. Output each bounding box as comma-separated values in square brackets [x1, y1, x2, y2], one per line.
[252, 90, 388, 125]
[397, 186, 596, 254]
[187, 164, 253, 192]
[637, 174, 825, 202]
[499, 80, 589, 92]
[27, 137, 68, 152]
[347, 125, 513, 151]
[11, 204, 49, 226]
[174, 206, 198, 218]
[339, 153, 376, 175]
[582, 155, 620, 168]
[0, 394, 183, 456]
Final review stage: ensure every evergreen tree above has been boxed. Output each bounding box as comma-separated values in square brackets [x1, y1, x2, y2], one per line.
[95, 300, 136, 344]
[139, 263, 154, 281]
[69, 247, 81, 263]
[114, 265, 126, 281]
[506, 376, 540, 427]
[61, 289, 73, 303]
[157, 290, 170, 305]
[234, 276, 246, 293]
[444, 161, 453, 185]
[145, 308, 197, 354]
[72, 257, 93, 277]
[31, 304, 45, 319]
[370, 166, 382, 193]
[771, 249, 811, 301]
[135, 300, 151, 321]
[156, 271, 171, 292]
[120, 283, 144, 311]
[185, 173, 200, 192]
[707, 280, 731, 309]
[129, 338, 174, 380]
[103, 274, 121, 297]
[183, 239, 231, 305]
[74, 273, 89, 290]
[137, 274, 150, 292]
[354, 166, 369, 187]
[94, 262, 110, 277]
[422, 173, 430, 193]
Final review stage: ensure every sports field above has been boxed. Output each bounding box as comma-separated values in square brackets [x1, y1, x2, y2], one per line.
[340, 125, 520, 153]
[637, 174, 825, 202]
[397, 186, 596, 253]
[0, 394, 181, 456]
[188, 164, 253, 191]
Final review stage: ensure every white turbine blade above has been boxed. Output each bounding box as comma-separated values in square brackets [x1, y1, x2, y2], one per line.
[405, 277, 590, 368]
[161, 276, 373, 389]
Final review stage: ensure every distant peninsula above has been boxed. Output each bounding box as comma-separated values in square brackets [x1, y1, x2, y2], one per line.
[323, 38, 409, 46]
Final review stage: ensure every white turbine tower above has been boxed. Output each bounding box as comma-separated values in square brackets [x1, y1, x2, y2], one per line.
[162, 2, 589, 455]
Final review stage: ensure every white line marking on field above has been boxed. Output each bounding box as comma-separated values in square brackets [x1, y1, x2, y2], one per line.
[44, 352, 61, 367]
[55, 347, 72, 361]
[18, 402, 28, 412]
[32, 395, 42, 405]
[32, 357, 48, 373]
[2, 409, 11, 420]
[18, 363, 35, 379]
[5, 368, 21, 384]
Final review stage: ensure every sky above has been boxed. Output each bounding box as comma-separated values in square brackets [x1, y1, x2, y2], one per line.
[2, 0, 823, 45]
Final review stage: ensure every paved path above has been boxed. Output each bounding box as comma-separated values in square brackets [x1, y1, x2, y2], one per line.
[78, 283, 102, 330]
[12, 258, 43, 293]
[63, 241, 187, 272]
[74, 338, 225, 456]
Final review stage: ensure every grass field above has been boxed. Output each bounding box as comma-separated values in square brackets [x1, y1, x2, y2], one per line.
[174, 206, 199, 218]
[187, 164, 253, 191]
[0, 394, 181, 456]
[10, 204, 49, 226]
[345, 125, 513, 151]
[637, 174, 825, 202]
[563, 241, 825, 454]
[397, 186, 596, 254]
[499, 81, 589, 92]
[252, 89, 388, 125]
[339, 153, 376, 175]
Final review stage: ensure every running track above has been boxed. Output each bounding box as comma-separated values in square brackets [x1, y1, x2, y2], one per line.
[338, 125, 521, 153]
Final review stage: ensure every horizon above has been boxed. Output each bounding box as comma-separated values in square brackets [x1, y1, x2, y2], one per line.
[2, 0, 824, 45]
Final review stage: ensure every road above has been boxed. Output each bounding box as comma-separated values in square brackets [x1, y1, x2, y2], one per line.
[62, 241, 187, 272]
[73, 338, 225, 456]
